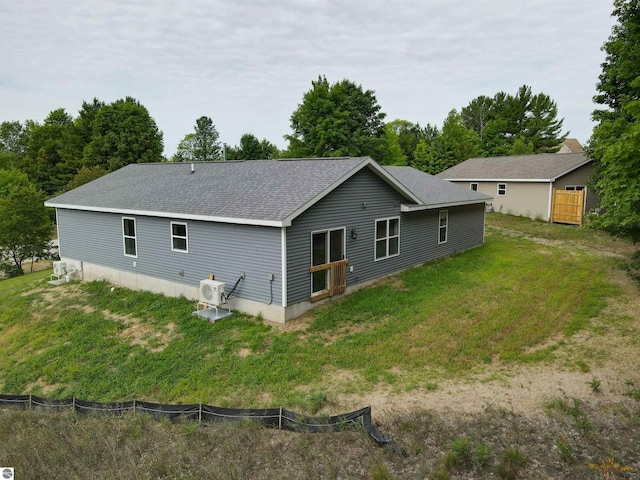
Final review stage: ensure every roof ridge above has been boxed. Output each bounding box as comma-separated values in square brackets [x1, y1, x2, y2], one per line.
[276, 156, 356, 162]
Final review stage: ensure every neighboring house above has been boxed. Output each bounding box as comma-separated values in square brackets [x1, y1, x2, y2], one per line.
[558, 138, 584, 153]
[45, 157, 491, 323]
[437, 152, 598, 223]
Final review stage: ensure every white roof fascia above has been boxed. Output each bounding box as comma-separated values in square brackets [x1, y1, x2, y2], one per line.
[443, 178, 551, 183]
[44, 202, 284, 227]
[549, 158, 593, 181]
[281, 158, 423, 225]
[401, 199, 491, 212]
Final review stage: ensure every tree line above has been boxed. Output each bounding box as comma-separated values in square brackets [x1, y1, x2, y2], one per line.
[1, 0, 638, 276]
[1, 81, 569, 198]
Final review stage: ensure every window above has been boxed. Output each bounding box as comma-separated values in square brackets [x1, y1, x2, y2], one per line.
[375, 217, 400, 260]
[497, 183, 507, 196]
[438, 210, 448, 244]
[171, 222, 188, 253]
[122, 217, 137, 257]
[470, 183, 478, 191]
[565, 185, 585, 191]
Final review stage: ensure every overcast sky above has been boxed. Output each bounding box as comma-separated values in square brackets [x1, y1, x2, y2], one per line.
[0, 0, 616, 157]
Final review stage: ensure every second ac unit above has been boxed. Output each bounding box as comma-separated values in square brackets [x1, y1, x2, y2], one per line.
[199, 279, 226, 306]
[53, 261, 67, 276]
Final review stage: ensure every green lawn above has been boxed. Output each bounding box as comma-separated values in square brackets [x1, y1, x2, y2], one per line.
[0, 214, 620, 410]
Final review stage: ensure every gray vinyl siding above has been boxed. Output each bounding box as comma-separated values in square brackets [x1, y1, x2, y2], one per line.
[400, 204, 485, 267]
[555, 163, 599, 213]
[57, 209, 282, 305]
[286, 168, 485, 305]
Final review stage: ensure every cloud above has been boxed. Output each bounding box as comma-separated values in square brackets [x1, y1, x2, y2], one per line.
[0, 0, 616, 154]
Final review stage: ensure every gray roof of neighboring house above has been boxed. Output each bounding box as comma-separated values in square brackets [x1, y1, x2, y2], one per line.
[383, 166, 491, 210]
[437, 152, 590, 181]
[46, 157, 489, 226]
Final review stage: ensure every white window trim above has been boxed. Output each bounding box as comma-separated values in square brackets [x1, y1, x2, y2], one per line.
[122, 216, 137, 258]
[310, 227, 346, 297]
[374, 217, 400, 261]
[565, 185, 585, 191]
[497, 183, 507, 196]
[438, 210, 448, 244]
[470, 182, 478, 191]
[170, 221, 189, 253]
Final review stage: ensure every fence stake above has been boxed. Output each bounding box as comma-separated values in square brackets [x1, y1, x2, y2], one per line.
[198, 403, 202, 424]
[29, 394, 32, 410]
[133, 399, 136, 414]
[279, 407, 282, 430]
[72, 396, 75, 411]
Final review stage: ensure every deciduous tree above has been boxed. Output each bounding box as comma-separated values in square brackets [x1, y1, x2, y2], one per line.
[64, 165, 108, 192]
[172, 134, 196, 162]
[236, 133, 278, 160]
[589, 0, 640, 241]
[0, 120, 30, 169]
[84, 97, 164, 171]
[0, 177, 52, 277]
[21, 109, 84, 195]
[285, 76, 386, 161]
[410, 110, 479, 174]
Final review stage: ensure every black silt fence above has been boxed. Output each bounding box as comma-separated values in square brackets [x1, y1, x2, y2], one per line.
[0, 394, 406, 455]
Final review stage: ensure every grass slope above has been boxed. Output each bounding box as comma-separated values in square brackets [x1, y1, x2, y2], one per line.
[0, 214, 619, 411]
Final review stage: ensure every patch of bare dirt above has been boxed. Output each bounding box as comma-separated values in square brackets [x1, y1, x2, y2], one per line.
[19, 288, 46, 297]
[24, 378, 60, 396]
[115, 314, 179, 352]
[40, 284, 88, 305]
[490, 224, 636, 258]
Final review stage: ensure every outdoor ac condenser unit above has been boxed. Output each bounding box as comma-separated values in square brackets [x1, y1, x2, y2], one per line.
[199, 280, 226, 306]
[53, 261, 66, 276]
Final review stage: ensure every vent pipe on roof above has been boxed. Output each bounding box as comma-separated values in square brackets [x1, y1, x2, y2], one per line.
[223, 143, 227, 162]
[191, 163, 194, 174]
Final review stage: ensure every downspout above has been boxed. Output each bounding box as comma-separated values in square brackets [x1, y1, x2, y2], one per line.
[281, 227, 287, 308]
[482, 203, 486, 244]
[55, 209, 61, 258]
[547, 182, 553, 222]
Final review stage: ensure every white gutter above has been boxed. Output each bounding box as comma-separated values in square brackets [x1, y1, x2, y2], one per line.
[44, 202, 285, 228]
[443, 178, 551, 183]
[401, 198, 491, 212]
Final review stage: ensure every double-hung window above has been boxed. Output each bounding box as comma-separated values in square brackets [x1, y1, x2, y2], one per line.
[497, 183, 507, 196]
[375, 217, 400, 261]
[123, 217, 137, 257]
[438, 210, 448, 244]
[171, 222, 188, 253]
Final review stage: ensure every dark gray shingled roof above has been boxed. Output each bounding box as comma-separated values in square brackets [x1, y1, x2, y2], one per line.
[383, 166, 491, 208]
[437, 152, 590, 181]
[46, 157, 489, 226]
